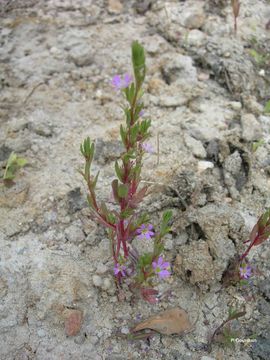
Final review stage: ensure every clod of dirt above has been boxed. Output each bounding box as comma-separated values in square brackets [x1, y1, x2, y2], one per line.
[174, 240, 216, 286]
[64, 309, 83, 337]
[132, 307, 192, 335]
[94, 138, 124, 165]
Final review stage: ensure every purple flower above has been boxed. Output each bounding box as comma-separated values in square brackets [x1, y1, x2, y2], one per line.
[239, 263, 252, 279]
[111, 73, 132, 90]
[139, 110, 145, 117]
[114, 263, 127, 277]
[152, 257, 171, 279]
[123, 73, 132, 88]
[142, 142, 154, 153]
[136, 224, 155, 240]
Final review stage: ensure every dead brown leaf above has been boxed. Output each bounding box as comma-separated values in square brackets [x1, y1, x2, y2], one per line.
[132, 307, 192, 335]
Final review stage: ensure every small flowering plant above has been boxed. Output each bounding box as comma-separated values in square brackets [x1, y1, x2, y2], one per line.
[222, 209, 270, 287]
[80, 41, 172, 302]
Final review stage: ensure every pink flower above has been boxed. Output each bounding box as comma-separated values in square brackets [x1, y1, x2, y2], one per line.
[152, 257, 171, 279]
[111, 73, 132, 90]
[114, 263, 127, 277]
[136, 224, 155, 240]
[239, 263, 252, 279]
[142, 143, 154, 153]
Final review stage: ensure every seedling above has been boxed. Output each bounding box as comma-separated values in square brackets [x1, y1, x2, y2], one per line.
[2, 152, 27, 184]
[208, 307, 245, 350]
[222, 209, 270, 287]
[80, 42, 172, 302]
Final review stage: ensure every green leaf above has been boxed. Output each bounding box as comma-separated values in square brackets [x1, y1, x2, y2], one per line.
[112, 179, 120, 203]
[92, 171, 100, 189]
[132, 41, 146, 89]
[118, 184, 128, 198]
[115, 161, 123, 182]
[120, 124, 126, 146]
[264, 100, 270, 114]
[16, 157, 27, 167]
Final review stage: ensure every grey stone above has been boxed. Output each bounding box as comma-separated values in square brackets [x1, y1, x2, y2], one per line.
[67, 187, 87, 214]
[187, 29, 206, 47]
[69, 44, 94, 67]
[64, 224, 85, 243]
[250, 337, 270, 360]
[92, 275, 103, 288]
[184, 134, 206, 159]
[162, 54, 197, 86]
[241, 113, 262, 142]
[181, 7, 206, 29]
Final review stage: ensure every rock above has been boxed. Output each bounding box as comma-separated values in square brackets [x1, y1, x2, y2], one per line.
[94, 139, 124, 165]
[197, 161, 214, 173]
[28, 109, 53, 137]
[250, 337, 270, 360]
[92, 275, 103, 288]
[258, 279, 270, 300]
[5, 131, 32, 152]
[69, 44, 94, 67]
[64, 224, 85, 244]
[241, 113, 262, 142]
[229, 101, 242, 111]
[0, 181, 29, 208]
[108, 0, 123, 14]
[184, 134, 206, 159]
[181, 7, 206, 29]
[187, 30, 206, 47]
[161, 54, 197, 86]
[242, 96, 264, 116]
[195, 204, 244, 274]
[175, 240, 216, 285]
[102, 278, 112, 291]
[64, 309, 83, 337]
[0, 145, 12, 161]
[67, 187, 87, 214]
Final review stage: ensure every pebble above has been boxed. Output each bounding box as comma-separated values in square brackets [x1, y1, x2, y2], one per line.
[96, 264, 109, 275]
[184, 134, 206, 159]
[229, 101, 242, 111]
[107, 0, 123, 14]
[181, 7, 206, 29]
[69, 44, 94, 67]
[64, 224, 85, 243]
[241, 113, 262, 142]
[198, 160, 214, 172]
[92, 275, 103, 288]
[102, 278, 112, 291]
[187, 29, 206, 47]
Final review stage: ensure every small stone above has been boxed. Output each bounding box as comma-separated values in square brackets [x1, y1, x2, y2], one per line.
[229, 101, 242, 111]
[187, 30, 206, 47]
[92, 275, 103, 288]
[121, 326, 130, 335]
[102, 278, 112, 291]
[64, 224, 85, 243]
[184, 134, 206, 158]
[197, 161, 214, 173]
[182, 7, 206, 29]
[108, 0, 123, 14]
[96, 264, 109, 275]
[241, 113, 262, 142]
[69, 44, 94, 67]
[37, 329, 46, 338]
[0, 181, 29, 208]
[64, 309, 83, 337]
